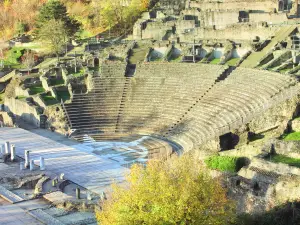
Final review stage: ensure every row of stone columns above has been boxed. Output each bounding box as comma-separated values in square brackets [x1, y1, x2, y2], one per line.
[0, 141, 16, 162]
[0, 141, 45, 171]
[22, 150, 45, 171]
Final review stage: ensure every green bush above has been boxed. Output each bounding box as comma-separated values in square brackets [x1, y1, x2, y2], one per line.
[205, 156, 245, 172]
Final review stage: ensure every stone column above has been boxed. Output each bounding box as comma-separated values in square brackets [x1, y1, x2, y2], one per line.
[76, 188, 81, 199]
[29, 159, 34, 171]
[0, 144, 3, 154]
[40, 157, 45, 171]
[4, 141, 10, 154]
[25, 150, 30, 168]
[20, 162, 24, 170]
[10, 144, 16, 162]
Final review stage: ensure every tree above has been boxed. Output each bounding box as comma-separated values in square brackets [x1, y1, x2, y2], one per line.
[36, 0, 81, 37]
[96, 155, 236, 225]
[37, 19, 68, 60]
[21, 49, 36, 75]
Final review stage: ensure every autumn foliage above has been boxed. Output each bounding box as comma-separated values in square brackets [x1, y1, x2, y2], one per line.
[96, 155, 236, 225]
[0, 0, 151, 40]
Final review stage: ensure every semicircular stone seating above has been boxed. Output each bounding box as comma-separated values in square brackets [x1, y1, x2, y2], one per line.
[63, 63, 300, 153]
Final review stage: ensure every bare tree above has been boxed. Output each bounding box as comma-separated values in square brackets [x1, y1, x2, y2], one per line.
[21, 49, 36, 75]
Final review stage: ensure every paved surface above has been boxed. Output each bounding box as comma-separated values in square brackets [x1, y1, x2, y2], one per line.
[0, 127, 149, 195]
[0, 203, 43, 225]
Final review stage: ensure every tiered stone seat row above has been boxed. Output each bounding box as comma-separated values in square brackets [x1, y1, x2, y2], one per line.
[167, 68, 299, 151]
[114, 64, 225, 135]
[64, 76, 128, 133]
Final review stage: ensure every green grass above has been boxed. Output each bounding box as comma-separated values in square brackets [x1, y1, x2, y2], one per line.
[72, 68, 85, 77]
[15, 96, 27, 100]
[49, 79, 65, 86]
[281, 132, 300, 141]
[226, 58, 240, 66]
[169, 55, 182, 62]
[29, 86, 45, 95]
[210, 58, 221, 65]
[41, 94, 58, 105]
[56, 90, 70, 102]
[205, 156, 244, 173]
[268, 154, 300, 168]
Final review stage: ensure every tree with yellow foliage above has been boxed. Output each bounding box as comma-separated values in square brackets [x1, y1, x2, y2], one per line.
[97, 155, 236, 225]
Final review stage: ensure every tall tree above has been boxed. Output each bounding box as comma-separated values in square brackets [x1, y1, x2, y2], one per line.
[36, 0, 81, 37]
[37, 19, 68, 60]
[96, 155, 236, 225]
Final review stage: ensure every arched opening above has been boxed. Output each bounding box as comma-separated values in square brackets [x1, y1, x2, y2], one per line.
[219, 132, 240, 151]
[94, 58, 100, 67]
[278, 0, 284, 11]
[253, 182, 260, 191]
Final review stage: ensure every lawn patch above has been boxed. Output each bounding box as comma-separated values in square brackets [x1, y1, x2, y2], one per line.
[205, 155, 245, 172]
[210, 58, 221, 65]
[56, 90, 70, 102]
[41, 93, 58, 105]
[49, 79, 65, 86]
[267, 154, 300, 168]
[281, 132, 300, 141]
[226, 58, 240, 66]
[29, 86, 45, 95]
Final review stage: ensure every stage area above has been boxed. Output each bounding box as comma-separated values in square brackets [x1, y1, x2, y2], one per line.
[0, 128, 155, 195]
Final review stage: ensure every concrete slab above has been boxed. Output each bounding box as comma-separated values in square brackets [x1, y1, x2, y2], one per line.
[0, 204, 43, 225]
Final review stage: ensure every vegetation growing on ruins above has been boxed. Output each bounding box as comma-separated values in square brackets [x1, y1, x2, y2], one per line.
[281, 131, 300, 141]
[97, 155, 236, 225]
[267, 154, 300, 168]
[205, 155, 243, 172]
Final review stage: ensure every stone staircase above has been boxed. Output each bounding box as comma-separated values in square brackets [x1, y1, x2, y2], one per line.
[115, 77, 131, 132]
[241, 25, 297, 68]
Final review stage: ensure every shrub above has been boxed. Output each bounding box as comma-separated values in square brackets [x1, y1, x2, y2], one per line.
[97, 155, 236, 225]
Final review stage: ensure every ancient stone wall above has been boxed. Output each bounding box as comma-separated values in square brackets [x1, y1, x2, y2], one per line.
[201, 11, 239, 29]
[189, 0, 278, 12]
[181, 24, 279, 42]
[159, 0, 187, 15]
[249, 12, 288, 23]
[4, 97, 40, 127]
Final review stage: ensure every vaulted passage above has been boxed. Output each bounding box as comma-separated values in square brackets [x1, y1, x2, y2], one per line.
[219, 132, 240, 151]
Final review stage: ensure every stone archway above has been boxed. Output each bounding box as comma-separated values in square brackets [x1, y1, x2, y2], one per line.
[278, 0, 284, 11]
[94, 58, 100, 67]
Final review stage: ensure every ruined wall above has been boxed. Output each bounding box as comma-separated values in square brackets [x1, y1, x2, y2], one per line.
[249, 12, 288, 23]
[181, 24, 279, 42]
[4, 97, 40, 127]
[189, 0, 278, 12]
[159, 0, 187, 15]
[202, 11, 239, 29]
[45, 105, 68, 134]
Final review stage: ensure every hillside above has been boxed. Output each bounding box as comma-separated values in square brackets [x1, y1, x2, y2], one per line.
[0, 0, 151, 41]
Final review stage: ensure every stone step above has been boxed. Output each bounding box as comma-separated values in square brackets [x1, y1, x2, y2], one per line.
[0, 185, 24, 203]
[28, 209, 65, 225]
